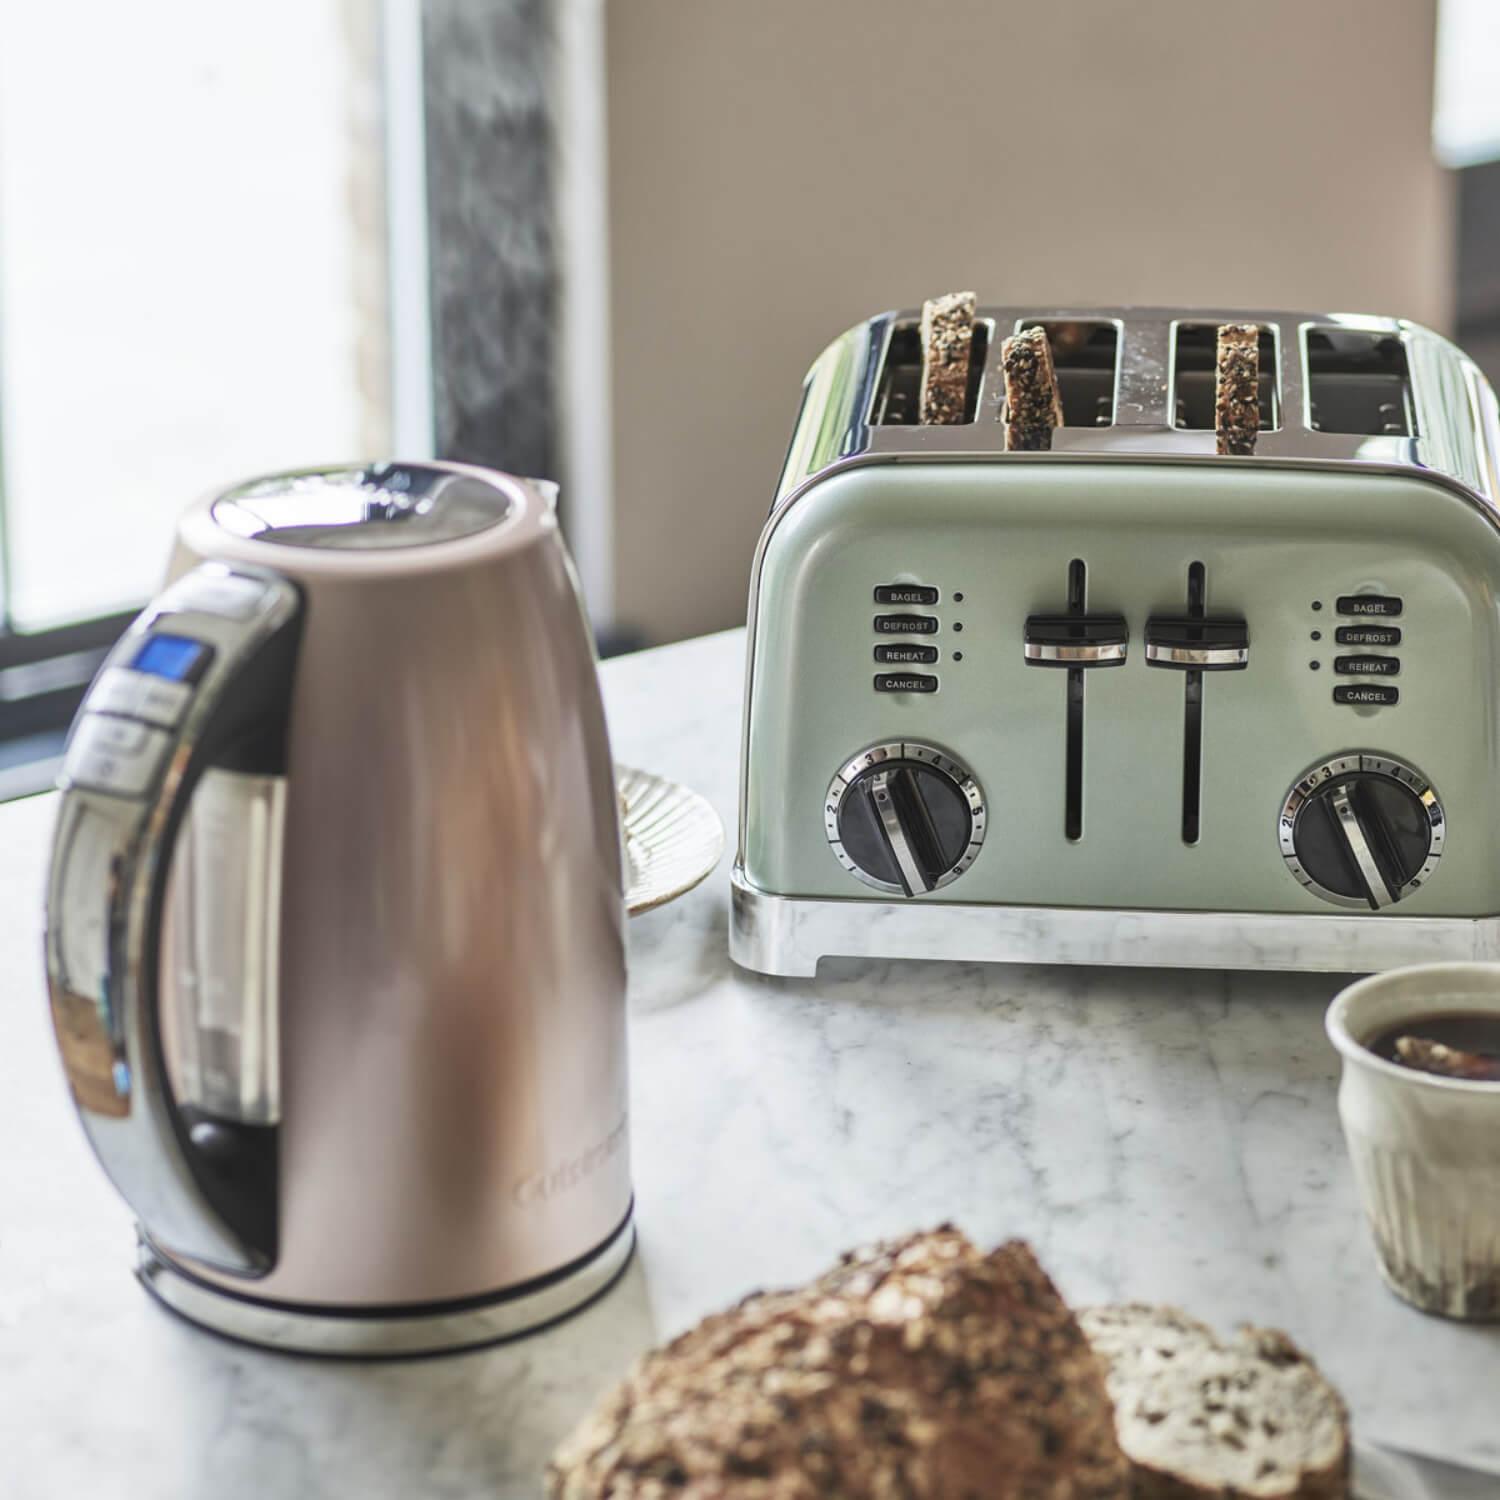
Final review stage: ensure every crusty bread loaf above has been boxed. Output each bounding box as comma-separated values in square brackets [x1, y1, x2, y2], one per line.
[919, 291, 977, 425]
[1080, 1304, 1350, 1500]
[1002, 325, 1064, 450]
[1214, 323, 1261, 456]
[550, 1228, 1130, 1499]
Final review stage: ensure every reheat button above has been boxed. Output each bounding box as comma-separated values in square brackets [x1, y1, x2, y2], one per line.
[875, 644, 938, 665]
[1334, 655, 1400, 677]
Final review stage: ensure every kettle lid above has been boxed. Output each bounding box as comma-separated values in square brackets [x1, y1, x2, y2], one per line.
[211, 462, 514, 550]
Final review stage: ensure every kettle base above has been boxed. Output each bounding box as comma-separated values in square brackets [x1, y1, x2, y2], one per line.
[135, 1211, 636, 1358]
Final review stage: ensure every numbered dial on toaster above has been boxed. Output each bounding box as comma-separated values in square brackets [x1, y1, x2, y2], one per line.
[826, 744, 986, 895]
[1279, 754, 1444, 910]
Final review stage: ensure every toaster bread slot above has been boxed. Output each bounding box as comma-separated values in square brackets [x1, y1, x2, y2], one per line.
[1015, 320, 1120, 428]
[872, 318, 988, 426]
[1172, 324, 1278, 432]
[1305, 328, 1415, 435]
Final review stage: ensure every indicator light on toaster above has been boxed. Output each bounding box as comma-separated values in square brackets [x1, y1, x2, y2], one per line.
[874, 613, 938, 635]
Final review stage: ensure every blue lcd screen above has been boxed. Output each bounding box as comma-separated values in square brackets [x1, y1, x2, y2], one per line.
[132, 634, 210, 682]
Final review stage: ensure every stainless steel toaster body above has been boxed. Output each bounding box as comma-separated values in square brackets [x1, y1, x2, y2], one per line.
[732, 307, 1500, 976]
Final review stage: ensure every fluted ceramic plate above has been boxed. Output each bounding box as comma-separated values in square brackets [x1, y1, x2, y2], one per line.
[620, 765, 725, 916]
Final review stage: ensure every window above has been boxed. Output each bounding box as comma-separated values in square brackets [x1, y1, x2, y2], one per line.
[0, 2, 392, 789]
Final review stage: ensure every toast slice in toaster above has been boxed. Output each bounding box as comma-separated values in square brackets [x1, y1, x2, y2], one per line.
[1001, 325, 1064, 450]
[918, 290, 977, 425]
[1215, 322, 1261, 455]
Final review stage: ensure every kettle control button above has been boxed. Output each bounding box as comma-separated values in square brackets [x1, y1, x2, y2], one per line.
[874, 584, 939, 606]
[1334, 655, 1400, 676]
[64, 716, 172, 798]
[158, 572, 267, 621]
[89, 668, 145, 717]
[874, 672, 938, 693]
[1336, 594, 1402, 618]
[874, 613, 938, 635]
[135, 677, 195, 728]
[874, 644, 938, 665]
[1335, 625, 1401, 647]
[1334, 684, 1399, 706]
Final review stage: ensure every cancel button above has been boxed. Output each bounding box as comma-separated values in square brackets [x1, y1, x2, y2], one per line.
[1334, 655, 1399, 676]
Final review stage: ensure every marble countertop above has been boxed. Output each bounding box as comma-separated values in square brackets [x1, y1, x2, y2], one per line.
[3, 627, 1498, 1500]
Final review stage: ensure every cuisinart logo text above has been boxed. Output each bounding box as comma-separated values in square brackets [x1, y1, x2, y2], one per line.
[513, 1116, 628, 1207]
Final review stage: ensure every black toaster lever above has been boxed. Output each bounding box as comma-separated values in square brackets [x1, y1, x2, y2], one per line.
[1144, 616, 1249, 670]
[1023, 613, 1128, 668]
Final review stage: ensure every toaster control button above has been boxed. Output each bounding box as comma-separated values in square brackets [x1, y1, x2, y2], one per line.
[1334, 655, 1400, 677]
[1336, 594, 1402, 618]
[875, 644, 939, 665]
[1333, 684, 1399, 706]
[1143, 617, 1249, 670]
[874, 672, 938, 693]
[874, 613, 938, 635]
[1335, 625, 1401, 647]
[63, 714, 172, 798]
[874, 585, 939, 606]
[1023, 613, 1128, 667]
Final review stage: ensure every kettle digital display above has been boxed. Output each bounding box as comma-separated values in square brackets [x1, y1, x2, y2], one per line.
[44, 461, 633, 1355]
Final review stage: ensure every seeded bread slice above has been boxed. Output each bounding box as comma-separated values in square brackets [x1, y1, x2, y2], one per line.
[549, 1228, 1130, 1499]
[1079, 1304, 1350, 1500]
[1215, 322, 1261, 456]
[919, 290, 977, 425]
[1002, 325, 1064, 450]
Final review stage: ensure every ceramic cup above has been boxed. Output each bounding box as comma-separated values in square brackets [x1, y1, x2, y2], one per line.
[1327, 963, 1500, 1320]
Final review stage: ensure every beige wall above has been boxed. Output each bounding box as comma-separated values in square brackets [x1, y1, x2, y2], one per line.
[605, 0, 1450, 644]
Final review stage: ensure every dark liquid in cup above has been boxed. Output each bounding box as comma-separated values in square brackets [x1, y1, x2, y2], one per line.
[1366, 1011, 1500, 1081]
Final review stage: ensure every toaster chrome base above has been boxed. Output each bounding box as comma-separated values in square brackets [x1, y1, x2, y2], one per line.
[730, 867, 1500, 977]
[136, 1211, 635, 1358]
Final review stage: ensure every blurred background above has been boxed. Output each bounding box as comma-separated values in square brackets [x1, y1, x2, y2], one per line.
[0, 0, 1497, 791]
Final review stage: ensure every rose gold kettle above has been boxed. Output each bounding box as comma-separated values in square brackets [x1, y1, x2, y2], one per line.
[43, 461, 631, 1354]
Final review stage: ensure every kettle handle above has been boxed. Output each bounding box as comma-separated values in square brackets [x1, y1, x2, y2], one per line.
[44, 565, 302, 1275]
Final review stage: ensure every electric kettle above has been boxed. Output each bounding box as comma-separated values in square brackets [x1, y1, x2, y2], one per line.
[43, 461, 632, 1355]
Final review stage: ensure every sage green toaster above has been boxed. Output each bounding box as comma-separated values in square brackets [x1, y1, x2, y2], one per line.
[731, 306, 1500, 977]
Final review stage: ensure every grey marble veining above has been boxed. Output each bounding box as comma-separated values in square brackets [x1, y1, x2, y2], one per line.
[1, 628, 1498, 1500]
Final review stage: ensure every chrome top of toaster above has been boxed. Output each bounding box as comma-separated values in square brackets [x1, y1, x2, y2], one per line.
[732, 307, 1500, 979]
[774, 307, 1500, 521]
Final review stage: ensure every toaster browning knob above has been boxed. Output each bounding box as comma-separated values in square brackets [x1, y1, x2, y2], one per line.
[1278, 754, 1444, 910]
[826, 743, 986, 896]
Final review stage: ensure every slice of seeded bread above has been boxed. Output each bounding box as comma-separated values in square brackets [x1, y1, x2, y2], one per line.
[549, 1228, 1130, 1499]
[1079, 1304, 1350, 1500]
[1002, 324, 1064, 450]
[1215, 322, 1261, 456]
[919, 290, 977, 425]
